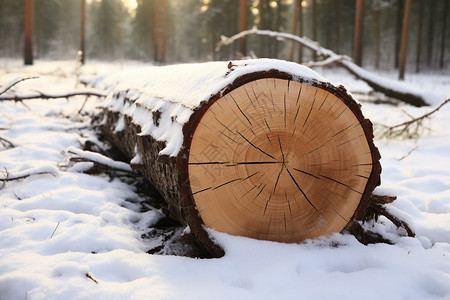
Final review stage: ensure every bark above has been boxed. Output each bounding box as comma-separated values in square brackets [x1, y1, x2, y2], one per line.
[95, 62, 382, 257]
[297, 1, 303, 62]
[24, 0, 34, 65]
[80, 0, 86, 64]
[289, 0, 299, 61]
[353, 0, 364, 66]
[239, 0, 248, 56]
[415, 0, 423, 73]
[153, 0, 160, 63]
[439, 0, 448, 69]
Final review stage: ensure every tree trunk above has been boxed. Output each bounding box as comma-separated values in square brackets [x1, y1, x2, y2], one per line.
[298, 0, 303, 63]
[334, 0, 340, 54]
[95, 60, 381, 257]
[24, 0, 34, 65]
[439, 0, 448, 69]
[311, 0, 317, 61]
[153, 0, 160, 63]
[395, 0, 404, 68]
[80, 0, 86, 64]
[374, 4, 380, 69]
[415, 0, 423, 73]
[258, 0, 265, 57]
[160, 0, 167, 64]
[426, 0, 435, 68]
[289, 0, 299, 61]
[398, 0, 411, 80]
[239, 0, 248, 56]
[353, 0, 364, 66]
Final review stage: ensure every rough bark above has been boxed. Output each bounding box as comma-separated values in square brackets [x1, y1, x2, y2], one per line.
[96, 63, 382, 257]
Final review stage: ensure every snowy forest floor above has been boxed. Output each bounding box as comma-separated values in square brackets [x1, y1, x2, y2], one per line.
[0, 59, 450, 300]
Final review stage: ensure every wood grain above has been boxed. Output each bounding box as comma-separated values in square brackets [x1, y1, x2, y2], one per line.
[188, 78, 372, 242]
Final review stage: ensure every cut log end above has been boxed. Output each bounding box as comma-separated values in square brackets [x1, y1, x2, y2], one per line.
[187, 78, 376, 243]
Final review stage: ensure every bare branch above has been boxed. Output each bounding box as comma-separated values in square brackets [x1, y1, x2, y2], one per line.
[0, 171, 55, 182]
[0, 76, 38, 96]
[0, 89, 106, 102]
[0, 135, 16, 149]
[380, 97, 450, 139]
[217, 29, 440, 107]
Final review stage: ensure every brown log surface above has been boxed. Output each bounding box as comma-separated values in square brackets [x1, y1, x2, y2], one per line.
[98, 65, 381, 257]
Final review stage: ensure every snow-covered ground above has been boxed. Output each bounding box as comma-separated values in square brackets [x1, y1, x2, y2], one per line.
[0, 59, 449, 300]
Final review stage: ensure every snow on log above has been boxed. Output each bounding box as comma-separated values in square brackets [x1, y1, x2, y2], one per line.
[93, 59, 382, 257]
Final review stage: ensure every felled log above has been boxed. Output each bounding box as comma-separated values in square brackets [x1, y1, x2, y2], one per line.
[93, 59, 381, 257]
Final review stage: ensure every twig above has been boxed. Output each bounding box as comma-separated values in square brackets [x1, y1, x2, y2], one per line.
[85, 273, 99, 284]
[0, 89, 106, 102]
[380, 97, 450, 139]
[0, 135, 16, 148]
[0, 76, 38, 96]
[0, 171, 55, 182]
[397, 144, 419, 161]
[49, 222, 60, 239]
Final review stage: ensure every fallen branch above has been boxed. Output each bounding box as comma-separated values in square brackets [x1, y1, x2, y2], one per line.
[217, 29, 440, 107]
[0, 135, 16, 149]
[66, 146, 134, 174]
[0, 89, 106, 101]
[85, 273, 99, 284]
[380, 97, 450, 138]
[0, 76, 38, 96]
[0, 171, 56, 183]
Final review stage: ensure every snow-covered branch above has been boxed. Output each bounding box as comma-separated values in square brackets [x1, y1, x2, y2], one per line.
[0, 89, 107, 101]
[67, 146, 134, 173]
[217, 29, 441, 107]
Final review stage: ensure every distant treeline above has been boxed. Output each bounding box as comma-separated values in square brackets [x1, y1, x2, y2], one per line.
[1, 0, 448, 71]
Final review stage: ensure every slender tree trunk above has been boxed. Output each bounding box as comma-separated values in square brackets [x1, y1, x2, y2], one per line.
[153, 0, 160, 63]
[298, 0, 303, 63]
[160, 0, 167, 64]
[259, 0, 265, 57]
[289, 0, 299, 61]
[312, 0, 317, 61]
[239, 0, 248, 56]
[275, 0, 281, 57]
[398, 0, 411, 80]
[36, 0, 42, 58]
[439, 0, 448, 69]
[415, 0, 423, 72]
[426, 0, 435, 68]
[395, 0, 404, 68]
[24, 0, 34, 65]
[353, 0, 364, 66]
[334, 0, 340, 53]
[374, 5, 380, 69]
[80, 0, 86, 64]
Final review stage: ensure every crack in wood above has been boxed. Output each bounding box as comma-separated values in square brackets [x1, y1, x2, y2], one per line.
[320, 175, 363, 195]
[302, 88, 317, 129]
[237, 131, 276, 160]
[337, 133, 365, 147]
[286, 167, 319, 212]
[229, 94, 252, 126]
[192, 186, 212, 195]
[293, 168, 322, 180]
[264, 164, 284, 216]
[318, 93, 329, 111]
